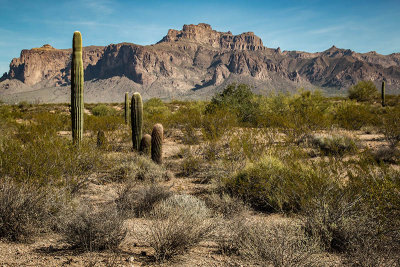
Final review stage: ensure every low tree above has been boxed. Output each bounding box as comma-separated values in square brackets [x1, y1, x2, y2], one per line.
[348, 80, 378, 102]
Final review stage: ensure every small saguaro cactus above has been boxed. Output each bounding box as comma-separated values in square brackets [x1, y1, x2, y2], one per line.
[131, 92, 143, 151]
[71, 31, 84, 146]
[151, 123, 163, 164]
[124, 92, 130, 125]
[139, 134, 151, 155]
[381, 81, 386, 107]
[97, 130, 106, 148]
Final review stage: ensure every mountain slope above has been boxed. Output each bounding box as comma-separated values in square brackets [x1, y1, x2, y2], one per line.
[1, 23, 399, 103]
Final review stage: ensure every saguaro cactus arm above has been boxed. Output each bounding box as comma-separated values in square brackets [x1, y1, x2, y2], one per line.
[71, 31, 84, 146]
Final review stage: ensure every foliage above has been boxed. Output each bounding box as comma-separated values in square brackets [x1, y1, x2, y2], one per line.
[60, 204, 126, 251]
[348, 80, 378, 102]
[142, 194, 212, 261]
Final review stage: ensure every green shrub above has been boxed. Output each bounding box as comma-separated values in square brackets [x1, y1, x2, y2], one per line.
[223, 156, 323, 212]
[348, 80, 378, 102]
[0, 133, 104, 188]
[91, 104, 117, 117]
[333, 100, 377, 130]
[382, 105, 400, 147]
[205, 83, 259, 125]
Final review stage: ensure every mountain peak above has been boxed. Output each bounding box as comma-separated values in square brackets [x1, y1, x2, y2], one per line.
[158, 23, 264, 51]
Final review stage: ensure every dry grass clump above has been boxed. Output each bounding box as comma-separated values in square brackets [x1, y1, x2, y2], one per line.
[115, 183, 172, 218]
[370, 146, 400, 164]
[59, 204, 126, 251]
[216, 218, 322, 266]
[141, 194, 213, 262]
[204, 193, 247, 218]
[310, 133, 358, 156]
[108, 154, 168, 182]
[0, 179, 64, 241]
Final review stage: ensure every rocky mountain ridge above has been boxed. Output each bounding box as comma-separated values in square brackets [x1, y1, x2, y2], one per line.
[1, 23, 399, 102]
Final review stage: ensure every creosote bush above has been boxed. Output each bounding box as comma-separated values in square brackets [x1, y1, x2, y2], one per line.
[348, 80, 378, 102]
[60, 204, 126, 251]
[142, 194, 212, 261]
[223, 155, 323, 212]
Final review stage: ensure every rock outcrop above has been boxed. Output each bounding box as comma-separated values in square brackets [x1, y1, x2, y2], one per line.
[1, 23, 399, 102]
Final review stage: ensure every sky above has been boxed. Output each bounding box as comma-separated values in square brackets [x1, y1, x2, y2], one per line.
[0, 0, 399, 75]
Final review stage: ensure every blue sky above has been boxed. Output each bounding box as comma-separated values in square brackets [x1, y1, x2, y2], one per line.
[1, 0, 399, 75]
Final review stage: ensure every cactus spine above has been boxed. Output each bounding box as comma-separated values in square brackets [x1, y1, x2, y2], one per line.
[139, 134, 151, 155]
[151, 123, 163, 164]
[71, 31, 84, 146]
[381, 81, 386, 107]
[131, 92, 143, 150]
[124, 92, 130, 125]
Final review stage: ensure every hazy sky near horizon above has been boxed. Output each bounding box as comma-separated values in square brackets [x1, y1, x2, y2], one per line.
[0, 0, 399, 75]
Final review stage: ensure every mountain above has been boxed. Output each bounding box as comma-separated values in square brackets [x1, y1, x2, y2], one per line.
[1, 23, 399, 103]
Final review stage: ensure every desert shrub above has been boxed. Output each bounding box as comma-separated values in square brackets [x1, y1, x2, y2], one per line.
[223, 156, 324, 212]
[108, 154, 168, 182]
[142, 194, 212, 261]
[310, 134, 358, 156]
[205, 83, 259, 125]
[259, 90, 331, 141]
[143, 98, 172, 133]
[0, 133, 104, 188]
[204, 193, 247, 218]
[303, 166, 400, 263]
[60, 204, 126, 251]
[370, 146, 400, 164]
[201, 108, 236, 141]
[115, 183, 172, 218]
[85, 114, 124, 132]
[216, 218, 321, 266]
[0, 179, 64, 241]
[180, 153, 202, 176]
[348, 80, 378, 102]
[333, 100, 377, 130]
[382, 105, 400, 147]
[170, 102, 205, 144]
[91, 104, 117, 117]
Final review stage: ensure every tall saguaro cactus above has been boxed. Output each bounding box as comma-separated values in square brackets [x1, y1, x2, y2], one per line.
[131, 92, 143, 150]
[124, 92, 130, 125]
[71, 31, 84, 146]
[381, 81, 386, 107]
[151, 123, 163, 164]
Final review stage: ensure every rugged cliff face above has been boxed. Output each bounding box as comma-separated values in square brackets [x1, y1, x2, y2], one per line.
[1, 23, 399, 102]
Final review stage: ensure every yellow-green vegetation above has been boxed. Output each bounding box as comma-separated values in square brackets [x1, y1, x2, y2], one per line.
[0, 82, 399, 265]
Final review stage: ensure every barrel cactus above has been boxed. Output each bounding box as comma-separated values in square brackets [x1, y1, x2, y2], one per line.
[139, 134, 151, 155]
[151, 124, 163, 164]
[381, 81, 386, 107]
[131, 92, 143, 151]
[124, 92, 130, 125]
[71, 31, 84, 146]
